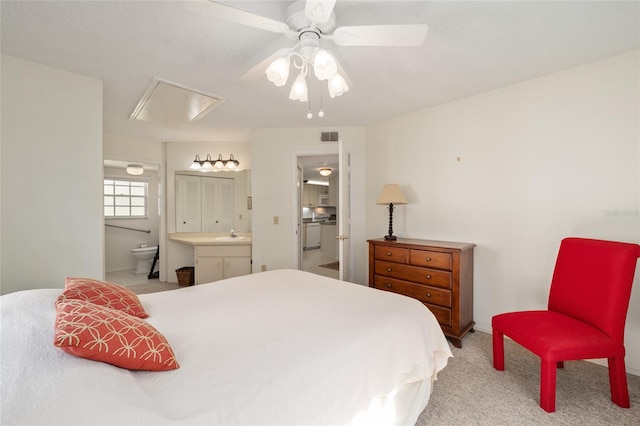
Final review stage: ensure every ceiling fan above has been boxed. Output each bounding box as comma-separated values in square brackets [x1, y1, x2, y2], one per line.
[184, 0, 428, 113]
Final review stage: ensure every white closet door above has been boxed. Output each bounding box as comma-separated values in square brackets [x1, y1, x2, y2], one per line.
[202, 177, 234, 232]
[217, 178, 235, 231]
[201, 176, 221, 232]
[176, 175, 202, 232]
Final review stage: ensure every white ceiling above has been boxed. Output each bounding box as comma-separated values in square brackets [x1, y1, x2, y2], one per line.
[1, 1, 639, 144]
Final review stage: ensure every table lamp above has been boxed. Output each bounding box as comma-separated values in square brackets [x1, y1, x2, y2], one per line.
[376, 184, 408, 241]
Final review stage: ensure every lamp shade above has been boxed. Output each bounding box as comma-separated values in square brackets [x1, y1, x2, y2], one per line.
[376, 184, 408, 205]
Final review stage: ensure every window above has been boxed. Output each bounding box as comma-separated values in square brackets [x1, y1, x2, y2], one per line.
[104, 179, 147, 218]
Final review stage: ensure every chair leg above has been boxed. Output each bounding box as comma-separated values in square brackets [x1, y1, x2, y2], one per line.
[540, 360, 557, 413]
[492, 330, 505, 371]
[608, 357, 630, 408]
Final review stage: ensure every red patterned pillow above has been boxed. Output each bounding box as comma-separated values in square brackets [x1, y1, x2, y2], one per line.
[54, 299, 179, 371]
[60, 277, 148, 318]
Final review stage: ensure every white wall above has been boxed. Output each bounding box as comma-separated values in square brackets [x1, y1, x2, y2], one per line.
[165, 141, 251, 282]
[365, 51, 640, 373]
[1, 54, 103, 294]
[250, 127, 367, 284]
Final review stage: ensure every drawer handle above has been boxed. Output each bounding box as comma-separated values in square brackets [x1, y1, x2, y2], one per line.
[426, 292, 432, 297]
[426, 257, 432, 261]
[386, 252, 392, 256]
[387, 268, 393, 272]
[426, 275, 432, 279]
[386, 283, 392, 289]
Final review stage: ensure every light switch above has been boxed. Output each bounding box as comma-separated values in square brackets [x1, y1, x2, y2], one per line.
[274, 216, 279, 225]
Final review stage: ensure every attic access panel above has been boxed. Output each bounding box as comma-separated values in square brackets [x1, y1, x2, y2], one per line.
[129, 78, 225, 129]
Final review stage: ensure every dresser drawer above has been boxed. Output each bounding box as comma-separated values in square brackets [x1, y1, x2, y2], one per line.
[424, 303, 452, 327]
[375, 260, 452, 289]
[374, 245, 409, 264]
[373, 276, 451, 308]
[410, 250, 451, 270]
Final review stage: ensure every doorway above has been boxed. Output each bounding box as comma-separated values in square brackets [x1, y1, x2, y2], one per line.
[103, 159, 165, 287]
[298, 154, 339, 280]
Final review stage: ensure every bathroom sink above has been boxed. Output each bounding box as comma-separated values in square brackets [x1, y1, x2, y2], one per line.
[214, 236, 246, 241]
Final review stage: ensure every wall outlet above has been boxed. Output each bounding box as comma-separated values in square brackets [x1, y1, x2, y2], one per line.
[261, 264, 267, 272]
[239, 213, 243, 220]
[273, 216, 279, 225]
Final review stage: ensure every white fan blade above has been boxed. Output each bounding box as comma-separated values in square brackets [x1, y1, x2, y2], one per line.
[332, 24, 428, 46]
[184, 0, 291, 34]
[304, 0, 336, 24]
[241, 47, 293, 81]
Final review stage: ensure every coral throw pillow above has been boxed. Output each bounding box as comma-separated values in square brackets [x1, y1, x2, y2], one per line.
[54, 299, 179, 371]
[61, 277, 149, 318]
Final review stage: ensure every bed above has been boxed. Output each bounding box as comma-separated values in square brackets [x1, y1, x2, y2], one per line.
[1, 269, 452, 425]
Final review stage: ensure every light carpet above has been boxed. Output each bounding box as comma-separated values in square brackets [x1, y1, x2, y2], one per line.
[417, 330, 640, 425]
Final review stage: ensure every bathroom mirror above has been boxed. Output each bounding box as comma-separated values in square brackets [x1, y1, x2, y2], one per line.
[175, 169, 251, 233]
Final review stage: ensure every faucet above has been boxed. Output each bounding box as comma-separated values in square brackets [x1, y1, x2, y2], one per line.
[230, 229, 237, 238]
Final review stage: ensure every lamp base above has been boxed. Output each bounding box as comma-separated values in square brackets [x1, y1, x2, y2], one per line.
[384, 234, 397, 241]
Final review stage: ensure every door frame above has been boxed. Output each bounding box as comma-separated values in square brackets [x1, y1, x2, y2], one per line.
[103, 157, 167, 282]
[291, 148, 339, 274]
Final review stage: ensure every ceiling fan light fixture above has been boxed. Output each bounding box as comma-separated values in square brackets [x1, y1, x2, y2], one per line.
[328, 72, 349, 98]
[266, 56, 291, 87]
[313, 49, 337, 80]
[289, 73, 308, 102]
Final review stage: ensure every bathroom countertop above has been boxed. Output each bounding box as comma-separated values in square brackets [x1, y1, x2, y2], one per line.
[168, 232, 252, 246]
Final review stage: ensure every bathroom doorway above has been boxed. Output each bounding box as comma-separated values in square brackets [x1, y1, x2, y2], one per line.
[103, 159, 165, 287]
[297, 154, 339, 280]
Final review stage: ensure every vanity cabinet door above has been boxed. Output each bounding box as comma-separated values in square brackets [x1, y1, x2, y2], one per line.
[224, 257, 252, 279]
[195, 245, 251, 284]
[196, 256, 224, 284]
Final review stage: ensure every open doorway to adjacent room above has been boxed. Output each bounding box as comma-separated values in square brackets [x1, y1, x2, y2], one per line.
[103, 159, 164, 288]
[298, 154, 339, 280]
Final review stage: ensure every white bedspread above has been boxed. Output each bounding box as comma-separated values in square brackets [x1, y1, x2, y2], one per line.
[1, 269, 451, 425]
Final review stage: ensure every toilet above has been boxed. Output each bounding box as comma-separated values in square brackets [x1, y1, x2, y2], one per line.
[131, 245, 158, 274]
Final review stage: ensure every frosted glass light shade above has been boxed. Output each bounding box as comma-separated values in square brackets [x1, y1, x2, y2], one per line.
[313, 49, 337, 81]
[266, 56, 291, 87]
[126, 165, 144, 175]
[328, 72, 349, 98]
[289, 73, 308, 102]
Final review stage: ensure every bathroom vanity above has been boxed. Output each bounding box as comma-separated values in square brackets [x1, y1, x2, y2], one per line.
[169, 233, 252, 285]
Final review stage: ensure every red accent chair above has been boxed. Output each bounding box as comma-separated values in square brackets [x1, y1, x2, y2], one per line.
[492, 237, 640, 412]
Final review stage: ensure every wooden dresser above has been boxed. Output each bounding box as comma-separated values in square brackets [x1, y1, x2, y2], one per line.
[368, 238, 475, 348]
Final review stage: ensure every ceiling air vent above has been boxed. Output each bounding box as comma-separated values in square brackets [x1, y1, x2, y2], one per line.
[320, 131, 339, 143]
